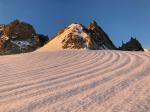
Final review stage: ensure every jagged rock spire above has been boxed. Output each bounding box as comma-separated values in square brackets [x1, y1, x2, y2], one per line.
[88, 20, 117, 49]
[88, 20, 98, 30]
[119, 37, 144, 51]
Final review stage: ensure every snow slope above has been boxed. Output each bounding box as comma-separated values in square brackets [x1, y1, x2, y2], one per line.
[144, 49, 150, 52]
[0, 44, 150, 111]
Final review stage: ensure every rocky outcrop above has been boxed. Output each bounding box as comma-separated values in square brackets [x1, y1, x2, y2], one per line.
[0, 24, 5, 36]
[61, 24, 94, 49]
[119, 37, 144, 51]
[0, 20, 49, 55]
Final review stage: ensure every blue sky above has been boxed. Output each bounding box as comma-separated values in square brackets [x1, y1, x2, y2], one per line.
[0, 0, 150, 48]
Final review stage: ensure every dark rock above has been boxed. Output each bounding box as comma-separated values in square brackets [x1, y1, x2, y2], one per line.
[37, 34, 49, 46]
[62, 33, 87, 49]
[119, 37, 144, 51]
[3, 20, 36, 39]
[88, 20, 117, 49]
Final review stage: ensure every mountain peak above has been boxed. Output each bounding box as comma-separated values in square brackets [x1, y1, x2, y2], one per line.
[40, 21, 116, 51]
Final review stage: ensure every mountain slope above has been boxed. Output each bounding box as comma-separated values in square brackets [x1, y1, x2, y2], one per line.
[39, 21, 116, 51]
[40, 24, 90, 51]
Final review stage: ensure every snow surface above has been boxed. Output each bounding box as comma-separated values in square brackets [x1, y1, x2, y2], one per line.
[144, 49, 150, 52]
[0, 42, 150, 111]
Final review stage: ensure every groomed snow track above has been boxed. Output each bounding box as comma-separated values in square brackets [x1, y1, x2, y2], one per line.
[0, 50, 150, 112]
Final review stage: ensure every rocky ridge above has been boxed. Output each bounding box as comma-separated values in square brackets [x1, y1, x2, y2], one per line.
[0, 20, 144, 54]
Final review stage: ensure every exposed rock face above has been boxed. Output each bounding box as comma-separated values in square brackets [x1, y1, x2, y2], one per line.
[0, 20, 49, 55]
[119, 37, 144, 51]
[0, 24, 5, 35]
[37, 34, 49, 46]
[61, 24, 93, 49]
[49, 21, 117, 50]
[88, 21, 116, 49]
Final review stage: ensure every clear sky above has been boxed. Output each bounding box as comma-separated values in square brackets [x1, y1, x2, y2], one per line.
[0, 0, 150, 48]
